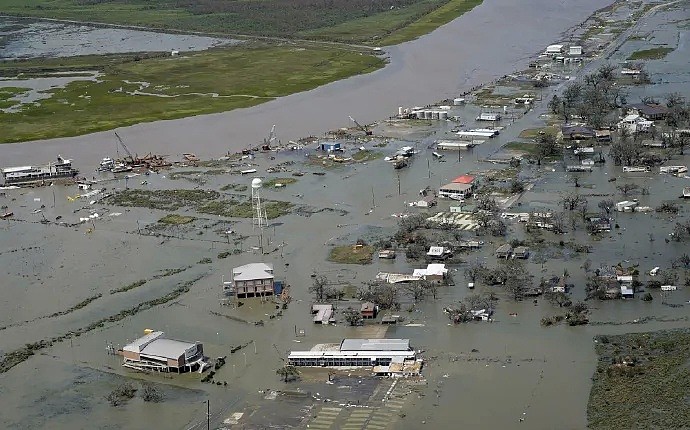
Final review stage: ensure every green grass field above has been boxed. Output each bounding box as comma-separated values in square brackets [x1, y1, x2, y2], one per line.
[0, 0, 481, 45]
[0, 44, 384, 143]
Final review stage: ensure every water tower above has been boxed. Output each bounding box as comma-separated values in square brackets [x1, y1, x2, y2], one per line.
[251, 177, 267, 233]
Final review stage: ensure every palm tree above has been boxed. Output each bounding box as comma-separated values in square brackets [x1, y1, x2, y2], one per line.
[276, 365, 300, 383]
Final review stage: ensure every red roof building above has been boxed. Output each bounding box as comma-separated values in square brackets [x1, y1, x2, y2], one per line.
[452, 175, 476, 184]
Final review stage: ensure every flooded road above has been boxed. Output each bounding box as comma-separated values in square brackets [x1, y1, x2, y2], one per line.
[0, 0, 610, 167]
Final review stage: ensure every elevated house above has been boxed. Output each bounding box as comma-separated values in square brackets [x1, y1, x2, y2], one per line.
[121, 331, 207, 373]
[495, 244, 513, 259]
[231, 263, 275, 299]
[361, 302, 378, 319]
[439, 182, 473, 200]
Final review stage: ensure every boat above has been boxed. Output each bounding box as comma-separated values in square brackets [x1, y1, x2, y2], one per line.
[1, 212, 13, 219]
[111, 163, 133, 173]
[240, 169, 257, 175]
[432, 151, 444, 158]
[1, 155, 78, 185]
[182, 153, 199, 162]
[97, 157, 115, 172]
[448, 194, 465, 201]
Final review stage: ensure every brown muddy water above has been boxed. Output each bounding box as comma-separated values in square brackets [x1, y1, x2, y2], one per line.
[2, 1, 690, 429]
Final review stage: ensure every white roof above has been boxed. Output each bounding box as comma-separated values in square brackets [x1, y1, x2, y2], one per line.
[427, 246, 445, 256]
[621, 285, 634, 295]
[413, 263, 448, 277]
[123, 331, 197, 359]
[340, 338, 410, 352]
[232, 262, 274, 281]
[123, 331, 164, 353]
[1, 165, 34, 173]
[142, 338, 197, 359]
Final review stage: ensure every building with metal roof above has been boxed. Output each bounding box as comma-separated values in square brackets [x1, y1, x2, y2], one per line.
[121, 331, 207, 373]
[288, 338, 418, 369]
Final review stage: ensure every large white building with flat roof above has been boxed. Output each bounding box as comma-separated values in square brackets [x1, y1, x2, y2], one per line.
[288, 338, 417, 368]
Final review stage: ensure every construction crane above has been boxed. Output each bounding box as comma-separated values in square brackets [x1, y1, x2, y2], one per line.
[114, 132, 135, 164]
[349, 115, 373, 136]
[262, 125, 277, 151]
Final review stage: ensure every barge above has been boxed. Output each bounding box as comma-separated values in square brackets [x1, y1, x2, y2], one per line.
[1, 156, 78, 185]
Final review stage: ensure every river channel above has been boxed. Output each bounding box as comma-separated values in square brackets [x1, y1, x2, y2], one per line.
[0, 0, 610, 167]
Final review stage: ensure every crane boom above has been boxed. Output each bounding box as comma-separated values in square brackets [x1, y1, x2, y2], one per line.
[349, 115, 373, 135]
[114, 132, 134, 160]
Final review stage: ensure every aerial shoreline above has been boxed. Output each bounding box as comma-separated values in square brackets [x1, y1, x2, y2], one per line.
[0, 0, 610, 167]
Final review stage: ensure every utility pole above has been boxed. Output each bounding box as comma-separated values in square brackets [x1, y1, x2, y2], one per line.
[396, 171, 401, 195]
[427, 158, 431, 179]
[206, 399, 210, 430]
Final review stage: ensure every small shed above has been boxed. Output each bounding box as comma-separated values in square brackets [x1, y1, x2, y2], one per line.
[620, 285, 634, 298]
[320, 142, 341, 152]
[495, 244, 513, 259]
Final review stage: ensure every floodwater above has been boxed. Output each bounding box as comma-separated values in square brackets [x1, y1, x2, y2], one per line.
[2, 1, 690, 429]
[0, 16, 239, 59]
[1, 0, 611, 167]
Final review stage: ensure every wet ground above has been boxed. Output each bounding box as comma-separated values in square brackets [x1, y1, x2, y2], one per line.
[1, 1, 690, 429]
[0, 16, 238, 59]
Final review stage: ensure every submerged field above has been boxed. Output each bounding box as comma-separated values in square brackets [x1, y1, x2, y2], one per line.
[0, 44, 384, 143]
[0, 0, 481, 45]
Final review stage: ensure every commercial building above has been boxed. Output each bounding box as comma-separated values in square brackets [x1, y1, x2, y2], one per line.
[121, 331, 207, 373]
[232, 262, 274, 299]
[439, 182, 473, 199]
[288, 338, 418, 369]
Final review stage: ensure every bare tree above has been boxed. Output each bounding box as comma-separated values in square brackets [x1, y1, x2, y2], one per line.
[309, 275, 329, 302]
[501, 260, 532, 301]
[616, 183, 640, 196]
[597, 199, 614, 216]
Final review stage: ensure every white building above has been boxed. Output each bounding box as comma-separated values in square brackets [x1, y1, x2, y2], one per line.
[619, 114, 654, 133]
[231, 262, 274, 298]
[288, 339, 418, 368]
